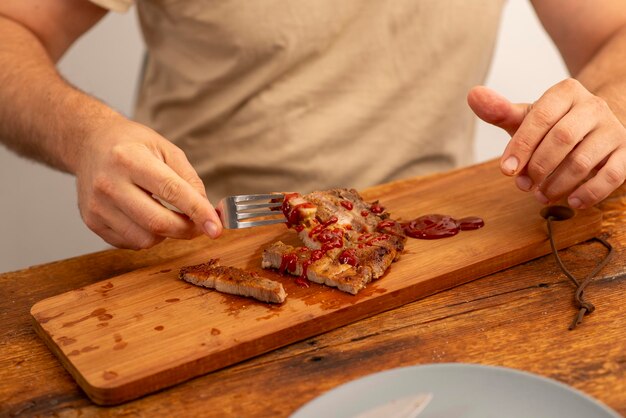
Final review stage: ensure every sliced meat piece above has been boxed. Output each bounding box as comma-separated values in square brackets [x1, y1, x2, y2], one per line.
[180, 259, 286, 304]
[269, 189, 405, 294]
[262, 241, 373, 295]
[297, 216, 348, 252]
[342, 242, 397, 279]
[304, 188, 389, 233]
[354, 231, 406, 261]
[281, 193, 317, 228]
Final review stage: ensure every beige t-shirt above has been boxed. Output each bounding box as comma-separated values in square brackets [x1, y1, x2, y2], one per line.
[91, 0, 504, 202]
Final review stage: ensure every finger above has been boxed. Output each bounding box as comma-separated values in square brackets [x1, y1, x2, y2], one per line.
[88, 201, 168, 249]
[566, 148, 626, 209]
[514, 166, 534, 192]
[502, 96, 574, 179]
[127, 157, 223, 239]
[524, 101, 599, 189]
[537, 130, 612, 203]
[99, 226, 162, 250]
[96, 226, 132, 249]
[98, 181, 203, 240]
[162, 146, 209, 198]
[467, 86, 530, 136]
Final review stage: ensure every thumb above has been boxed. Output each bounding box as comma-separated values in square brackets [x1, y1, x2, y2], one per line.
[467, 86, 531, 136]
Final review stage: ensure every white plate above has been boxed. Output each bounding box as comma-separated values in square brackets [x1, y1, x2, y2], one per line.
[291, 363, 620, 418]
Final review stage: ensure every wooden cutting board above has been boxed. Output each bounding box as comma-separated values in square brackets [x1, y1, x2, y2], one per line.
[31, 160, 602, 405]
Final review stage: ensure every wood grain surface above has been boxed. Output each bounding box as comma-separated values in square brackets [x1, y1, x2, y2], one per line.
[29, 161, 602, 405]
[2, 159, 625, 417]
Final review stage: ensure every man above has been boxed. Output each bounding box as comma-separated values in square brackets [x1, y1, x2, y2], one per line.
[0, 1, 625, 250]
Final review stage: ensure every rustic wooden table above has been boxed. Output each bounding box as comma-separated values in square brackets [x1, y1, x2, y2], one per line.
[2, 183, 625, 417]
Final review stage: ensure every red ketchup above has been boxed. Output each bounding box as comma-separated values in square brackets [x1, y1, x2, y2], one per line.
[309, 216, 339, 237]
[458, 216, 485, 230]
[279, 253, 298, 274]
[301, 249, 324, 277]
[370, 203, 385, 214]
[287, 247, 325, 288]
[294, 278, 310, 288]
[402, 214, 484, 239]
[338, 248, 359, 267]
[340, 200, 354, 210]
[376, 220, 396, 229]
[281, 193, 315, 228]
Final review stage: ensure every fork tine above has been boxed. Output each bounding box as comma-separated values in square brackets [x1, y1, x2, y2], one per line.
[236, 218, 285, 228]
[236, 202, 283, 211]
[218, 193, 287, 229]
[232, 193, 284, 203]
[236, 210, 283, 220]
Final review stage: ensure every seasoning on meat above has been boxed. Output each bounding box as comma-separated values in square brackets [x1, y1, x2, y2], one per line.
[180, 259, 286, 303]
[264, 188, 407, 294]
[262, 241, 373, 295]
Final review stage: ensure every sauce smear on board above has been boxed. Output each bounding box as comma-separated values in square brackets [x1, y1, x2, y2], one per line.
[403, 214, 484, 239]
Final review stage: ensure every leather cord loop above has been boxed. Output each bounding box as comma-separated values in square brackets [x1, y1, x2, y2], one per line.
[546, 216, 613, 330]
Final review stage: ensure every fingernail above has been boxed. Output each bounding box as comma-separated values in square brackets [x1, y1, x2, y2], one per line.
[534, 190, 550, 205]
[502, 156, 519, 174]
[515, 175, 533, 191]
[568, 197, 583, 209]
[204, 221, 219, 238]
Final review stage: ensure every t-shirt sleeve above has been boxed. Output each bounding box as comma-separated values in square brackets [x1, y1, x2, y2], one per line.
[88, 0, 133, 13]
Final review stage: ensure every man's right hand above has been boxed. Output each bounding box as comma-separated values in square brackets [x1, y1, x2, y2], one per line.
[75, 117, 223, 249]
[0, 1, 223, 250]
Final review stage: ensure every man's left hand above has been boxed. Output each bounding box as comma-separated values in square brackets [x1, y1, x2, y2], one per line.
[468, 79, 626, 209]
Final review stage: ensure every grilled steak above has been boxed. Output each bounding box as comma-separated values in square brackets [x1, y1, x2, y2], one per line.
[265, 188, 406, 294]
[180, 259, 286, 303]
[284, 190, 405, 251]
[262, 242, 373, 295]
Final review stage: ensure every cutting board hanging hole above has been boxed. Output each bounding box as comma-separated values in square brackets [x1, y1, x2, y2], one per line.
[540, 205, 574, 221]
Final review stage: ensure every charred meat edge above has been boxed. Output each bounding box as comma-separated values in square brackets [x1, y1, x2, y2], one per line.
[180, 259, 286, 304]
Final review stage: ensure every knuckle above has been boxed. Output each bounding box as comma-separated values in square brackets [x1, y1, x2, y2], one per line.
[186, 200, 205, 222]
[82, 197, 104, 219]
[159, 177, 183, 203]
[551, 125, 576, 147]
[528, 158, 550, 179]
[92, 174, 115, 197]
[146, 213, 173, 235]
[542, 186, 561, 202]
[129, 231, 161, 250]
[603, 165, 625, 186]
[188, 176, 206, 194]
[136, 236, 160, 250]
[82, 214, 101, 233]
[560, 77, 580, 90]
[532, 107, 555, 127]
[569, 154, 593, 176]
[117, 223, 152, 250]
[513, 135, 535, 154]
[583, 185, 601, 203]
[110, 143, 136, 167]
[171, 146, 187, 160]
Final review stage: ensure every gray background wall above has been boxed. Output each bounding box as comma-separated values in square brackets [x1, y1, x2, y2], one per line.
[0, 1, 568, 273]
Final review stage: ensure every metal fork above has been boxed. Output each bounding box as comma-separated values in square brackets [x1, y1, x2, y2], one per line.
[216, 193, 285, 229]
[154, 192, 286, 229]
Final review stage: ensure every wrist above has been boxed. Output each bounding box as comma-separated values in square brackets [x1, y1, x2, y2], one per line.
[59, 91, 127, 175]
